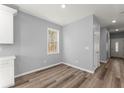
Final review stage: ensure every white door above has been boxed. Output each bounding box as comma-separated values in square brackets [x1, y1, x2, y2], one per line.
[111, 38, 124, 58]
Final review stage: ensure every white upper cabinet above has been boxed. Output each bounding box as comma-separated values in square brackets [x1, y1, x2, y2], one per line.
[0, 5, 17, 44]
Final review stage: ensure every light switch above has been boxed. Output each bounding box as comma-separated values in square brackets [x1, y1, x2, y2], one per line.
[0, 47, 2, 52]
[85, 46, 89, 50]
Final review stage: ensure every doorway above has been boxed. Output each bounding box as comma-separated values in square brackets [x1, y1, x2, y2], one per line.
[111, 38, 124, 58]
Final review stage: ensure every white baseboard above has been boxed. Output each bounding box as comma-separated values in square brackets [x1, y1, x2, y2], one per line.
[100, 60, 107, 63]
[61, 62, 94, 74]
[15, 62, 95, 78]
[100, 58, 109, 63]
[15, 62, 61, 78]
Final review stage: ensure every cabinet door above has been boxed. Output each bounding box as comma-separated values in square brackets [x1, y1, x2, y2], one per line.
[0, 60, 14, 88]
[0, 11, 13, 44]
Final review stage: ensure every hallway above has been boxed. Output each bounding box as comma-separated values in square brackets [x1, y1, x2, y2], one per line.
[80, 58, 124, 88]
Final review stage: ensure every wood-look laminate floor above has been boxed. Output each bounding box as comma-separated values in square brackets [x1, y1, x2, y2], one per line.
[14, 58, 124, 88]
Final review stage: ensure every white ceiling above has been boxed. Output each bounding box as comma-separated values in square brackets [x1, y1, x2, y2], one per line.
[15, 4, 124, 29]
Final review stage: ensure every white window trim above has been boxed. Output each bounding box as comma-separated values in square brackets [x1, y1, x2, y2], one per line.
[115, 42, 119, 52]
[47, 28, 59, 55]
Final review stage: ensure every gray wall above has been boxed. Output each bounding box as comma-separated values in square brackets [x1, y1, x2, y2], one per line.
[62, 15, 95, 72]
[0, 11, 62, 76]
[100, 28, 110, 62]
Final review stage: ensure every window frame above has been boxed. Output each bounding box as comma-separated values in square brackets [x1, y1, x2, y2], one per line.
[47, 28, 59, 55]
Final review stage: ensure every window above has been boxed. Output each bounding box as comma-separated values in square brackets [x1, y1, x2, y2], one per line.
[47, 28, 59, 54]
[115, 42, 119, 52]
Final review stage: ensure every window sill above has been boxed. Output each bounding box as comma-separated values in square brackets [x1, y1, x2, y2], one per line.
[47, 52, 59, 55]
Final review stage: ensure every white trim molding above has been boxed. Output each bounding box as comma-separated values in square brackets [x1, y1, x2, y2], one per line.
[15, 62, 61, 78]
[100, 60, 107, 63]
[61, 62, 94, 74]
[0, 5, 17, 15]
[15, 61, 95, 78]
[100, 58, 109, 63]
